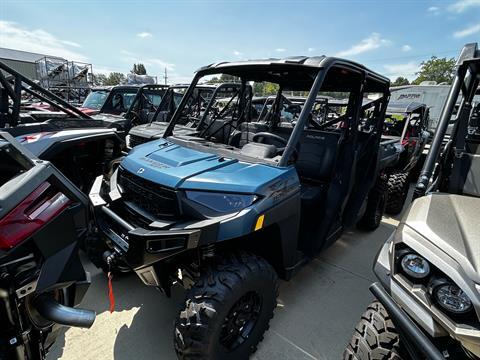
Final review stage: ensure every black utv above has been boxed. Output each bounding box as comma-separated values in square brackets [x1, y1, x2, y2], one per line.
[88, 55, 398, 359]
[383, 101, 430, 214]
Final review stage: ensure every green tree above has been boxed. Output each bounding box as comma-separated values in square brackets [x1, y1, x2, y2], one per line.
[103, 72, 126, 85]
[413, 56, 456, 85]
[93, 73, 107, 86]
[263, 82, 279, 95]
[392, 76, 410, 86]
[206, 76, 221, 84]
[131, 63, 147, 75]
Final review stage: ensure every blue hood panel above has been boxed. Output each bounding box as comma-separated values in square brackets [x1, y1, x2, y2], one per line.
[121, 139, 294, 193]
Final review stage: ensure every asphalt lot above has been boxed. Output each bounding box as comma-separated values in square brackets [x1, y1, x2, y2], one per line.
[48, 210, 404, 360]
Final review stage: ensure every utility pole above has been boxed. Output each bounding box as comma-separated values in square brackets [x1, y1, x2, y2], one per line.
[163, 67, 168, 85]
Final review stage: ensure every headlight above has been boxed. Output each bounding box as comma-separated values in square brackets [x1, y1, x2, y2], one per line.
[434, 283, 473, 314]
[400, 253, 430, 279]
[185, 191, 257, 213]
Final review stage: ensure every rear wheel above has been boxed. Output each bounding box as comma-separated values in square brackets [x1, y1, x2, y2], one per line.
[344, 301, 404, 360]
[357, 174, 387, 231]
[174, 252, 278, 360]
[386, 171, 410, 215]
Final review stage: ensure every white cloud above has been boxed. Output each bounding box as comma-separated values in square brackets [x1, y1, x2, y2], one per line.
[120, 50, 175, 71]
[453, 23, 480, 38]
[335, 33, 390, 57]
[137, 32, 152, 39]
[448, 0, 480, 12]
[275, 48, 286, 52]
[0, 21, 87, 61]
[383, 61, 420, 81]
[92, 66, 119, 75]
[307, 47, 315, 52]
[233, 50, 243, 56]
[401, 44, 412, 52]
[427, 6, 440, 14]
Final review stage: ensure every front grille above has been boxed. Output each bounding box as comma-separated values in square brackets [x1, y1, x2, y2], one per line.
[128, 134, 149, 148]
[118, 167, 179, 219]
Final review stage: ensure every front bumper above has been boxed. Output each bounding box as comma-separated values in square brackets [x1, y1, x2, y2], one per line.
[370, 282, 445, 360]
[89, 176, 222, 272]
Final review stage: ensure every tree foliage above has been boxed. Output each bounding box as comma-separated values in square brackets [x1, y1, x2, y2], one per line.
[205, 74, 241, 84]
[93, 73, 107, 86]
[253, 82, 280, 96]
[392, 77, 410, 86]
[102, 72, 126, 86]
[412, 56, 456, 85]
[131, 63, 147, 75]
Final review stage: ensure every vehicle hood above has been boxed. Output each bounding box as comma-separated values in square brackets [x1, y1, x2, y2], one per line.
[129, 122, 167, 139]
[91, 113, 126, 123]
[121, 138, 292, 193]
[15, 128, 117, 157]
[404, 194, 480, 281]
[78, 107, 100, 116]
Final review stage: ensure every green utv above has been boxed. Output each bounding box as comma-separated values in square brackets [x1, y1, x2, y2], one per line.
[345, 43, 480, 360]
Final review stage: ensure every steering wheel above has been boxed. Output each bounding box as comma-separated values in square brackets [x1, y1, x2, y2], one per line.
[252, 132, 299, 161]
[252, 132, 287, 149]
[127, 110, 142, 126]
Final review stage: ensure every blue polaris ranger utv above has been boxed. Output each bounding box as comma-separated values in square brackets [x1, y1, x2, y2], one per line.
[88, 56, 397, 359]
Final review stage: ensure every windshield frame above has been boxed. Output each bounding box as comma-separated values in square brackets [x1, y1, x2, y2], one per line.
[82, 89, 109, 110]
[163, 58, 389, 167]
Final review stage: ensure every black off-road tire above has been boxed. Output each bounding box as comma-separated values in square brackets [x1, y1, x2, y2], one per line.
[357, 174, 387, 231]
[386, 171, 410, 215]
[344, 301, 404, 360]
[174, 252, 278, 360]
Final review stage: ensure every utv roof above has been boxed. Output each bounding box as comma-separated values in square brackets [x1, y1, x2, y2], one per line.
[196, 56, 390, 92]
[91, 85, 141, 91]
[455, 42, 480, 67]
[387, 101, 426, 114]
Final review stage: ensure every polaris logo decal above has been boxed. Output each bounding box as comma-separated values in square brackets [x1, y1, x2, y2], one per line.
[137, 168, 145, 174]
[142, 157, 170, 169]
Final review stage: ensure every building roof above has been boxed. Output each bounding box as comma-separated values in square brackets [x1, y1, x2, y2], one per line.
[0, 47, 65, 63]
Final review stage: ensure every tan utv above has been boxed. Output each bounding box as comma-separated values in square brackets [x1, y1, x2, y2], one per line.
[345, 42, 480, 360]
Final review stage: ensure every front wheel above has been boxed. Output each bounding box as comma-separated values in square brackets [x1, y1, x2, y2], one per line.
[386, 171, 410, 215]
[344, 301, 404, 360]
[174, 252, 278, 360]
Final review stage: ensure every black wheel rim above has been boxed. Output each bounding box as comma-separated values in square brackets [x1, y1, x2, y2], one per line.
[220, 291, 262, 351]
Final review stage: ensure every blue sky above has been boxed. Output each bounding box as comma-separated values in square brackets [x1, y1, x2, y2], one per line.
[1, 0, 480, 83]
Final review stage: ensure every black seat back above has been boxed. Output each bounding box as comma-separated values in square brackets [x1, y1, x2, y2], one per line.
[295, 130, 342, 183]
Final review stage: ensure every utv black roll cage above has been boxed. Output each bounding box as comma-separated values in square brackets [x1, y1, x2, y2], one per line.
[164, 56, 390, 167]
[0, 60, 91, 127]
[148, 84, 216, 124]
[123, 84, 169, 121]
[415, 43, 480, 197]
[384, 101, 429, 141]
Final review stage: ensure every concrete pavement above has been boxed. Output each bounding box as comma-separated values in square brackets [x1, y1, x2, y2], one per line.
[48, 214, 403, 360]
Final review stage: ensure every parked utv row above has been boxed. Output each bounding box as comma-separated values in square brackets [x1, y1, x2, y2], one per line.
[0, 43, 478, 360]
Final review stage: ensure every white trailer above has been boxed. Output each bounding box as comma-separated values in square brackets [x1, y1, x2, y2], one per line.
[391, 82, 480, 132]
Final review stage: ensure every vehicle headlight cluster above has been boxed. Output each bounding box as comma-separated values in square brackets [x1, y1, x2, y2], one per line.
[400, 253, 430, 279]
[396, 246, 474, 316]
[185, 191, 257, 213]
[433, 283, 473, 314]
